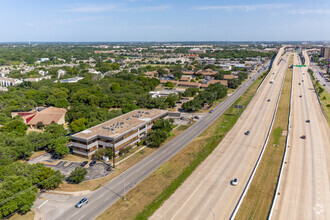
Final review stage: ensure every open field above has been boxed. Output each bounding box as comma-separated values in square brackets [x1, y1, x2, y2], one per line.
[236, 55, 293, 219]
[96, 69, 269, 220]
[9, 211, 34, 220]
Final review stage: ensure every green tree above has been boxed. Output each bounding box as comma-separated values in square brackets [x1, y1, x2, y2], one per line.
[1, 120, 28, 135]
[146, 130, 169, 148]
[55, 143, 69, 158]
[69, 167, 87, 184]
[0, 176, 38, 218]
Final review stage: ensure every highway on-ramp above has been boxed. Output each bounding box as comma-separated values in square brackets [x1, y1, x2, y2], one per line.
[49, 53, 273, 220]
[271, 51, 330, 219]
[151, 47, 290, 220]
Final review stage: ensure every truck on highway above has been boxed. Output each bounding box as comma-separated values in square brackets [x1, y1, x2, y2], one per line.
[269, 79, 274, 84]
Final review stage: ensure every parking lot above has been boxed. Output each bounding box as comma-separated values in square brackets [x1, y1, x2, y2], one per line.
[28, 152, 112, 181]
[44, 161, 112, 181]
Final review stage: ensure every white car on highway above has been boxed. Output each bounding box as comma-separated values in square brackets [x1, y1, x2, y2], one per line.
[231, 178, 239, 186]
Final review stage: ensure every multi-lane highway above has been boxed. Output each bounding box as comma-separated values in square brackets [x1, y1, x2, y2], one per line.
[151, 47, 290, 220]
[43, 54, 273, 220]
[271, 51, 330, 219]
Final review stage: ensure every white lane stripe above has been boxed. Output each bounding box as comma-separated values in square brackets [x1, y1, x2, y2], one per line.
[38, 200, 48, 209]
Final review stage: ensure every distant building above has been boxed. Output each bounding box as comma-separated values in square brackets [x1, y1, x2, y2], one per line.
[180, 75, 192, 82]
[60, 76, 84, 83]
[40, 58, 50, 62]
[71, 109, 168, 159]
[12, 106, 67, 129]
[24, 75, 52, 82]
[0, 77, 22, 87]
[188, 48, 206, 54]
[57, 69, 66, 79]
[149, 90, 180, 98]
[321, 46, 330, 60]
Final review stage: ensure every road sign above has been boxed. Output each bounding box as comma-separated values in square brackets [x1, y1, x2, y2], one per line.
[234, 105, 243, 115]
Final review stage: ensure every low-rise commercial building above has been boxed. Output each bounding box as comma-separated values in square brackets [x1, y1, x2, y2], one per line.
[71, 109, 168, 162]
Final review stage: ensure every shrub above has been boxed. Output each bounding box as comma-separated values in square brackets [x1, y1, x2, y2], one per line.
[69, 167, 87, 184]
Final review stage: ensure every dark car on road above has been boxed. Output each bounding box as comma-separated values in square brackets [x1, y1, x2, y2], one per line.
[244, 131, 250, 135]
[81, 161, 88, 167]
[89, 160, 96, 166]
[301, 135, 306, 139]
[306, 120, 310, 123]
[75, 197, 88, 208]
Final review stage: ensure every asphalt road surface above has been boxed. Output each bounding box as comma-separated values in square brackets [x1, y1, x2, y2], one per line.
[272, 51, 330, 219]
[50, 57, 272, 220]
[151, 47, 290, 220]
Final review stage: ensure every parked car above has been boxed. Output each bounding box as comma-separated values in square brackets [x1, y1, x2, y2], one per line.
[194, 116, 200, 119]
[81, 161, 88, 167]
[306, 120, 310, 123]
[75, 197, 88, 208]
[209, 110, 214, 113]
[301, 135, 306, 139]
[180, 116, 185, 120]
[231, 178, 239, 186]
[89, 160, 96, 166]
[244, 131, 250, 135]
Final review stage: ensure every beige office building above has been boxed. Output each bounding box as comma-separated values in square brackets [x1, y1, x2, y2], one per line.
[71, 109, 168, 159]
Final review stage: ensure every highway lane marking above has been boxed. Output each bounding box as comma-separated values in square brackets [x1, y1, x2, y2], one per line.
[38, 200, 48, 209]
[219, 145, 261, 220]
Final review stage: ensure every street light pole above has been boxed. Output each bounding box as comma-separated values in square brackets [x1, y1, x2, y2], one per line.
[204, 203, 215, 220]
[118, 167, 126, 200]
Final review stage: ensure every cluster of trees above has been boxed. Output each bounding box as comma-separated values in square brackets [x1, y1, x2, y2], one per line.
[0, 72, 161, 133]
[180, 88, 199, 97]
[200, 49, 275, 59]
[181, 83, 228, 112]
[146, 119, 173, 148]
[227, 72, 249, 89]
[0, 162, 64, 218]
[0, 44, 112, 65]
[0, 121, 69, 164]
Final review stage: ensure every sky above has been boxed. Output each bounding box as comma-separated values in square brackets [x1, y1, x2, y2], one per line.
[0, 0, 330, 42]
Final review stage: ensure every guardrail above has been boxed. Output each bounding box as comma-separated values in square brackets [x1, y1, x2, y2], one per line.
[268, 58, 294, 219]
[230, 54, 289, 220]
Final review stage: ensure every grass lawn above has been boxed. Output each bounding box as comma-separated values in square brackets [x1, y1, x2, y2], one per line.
[9, 211, 34, 220]
[96, 70, 270, 220]
[236, 55, 293, 219]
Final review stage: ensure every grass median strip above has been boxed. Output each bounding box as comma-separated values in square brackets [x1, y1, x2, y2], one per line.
[96, 70, 270, 220]
[235, 55, 293, 219]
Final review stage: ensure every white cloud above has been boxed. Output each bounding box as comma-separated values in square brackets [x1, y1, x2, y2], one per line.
[24, 16, 111, 26]
[288, 9, 330, 15]
[62, 3, 171, 13]
[194, 4, 290, 12]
